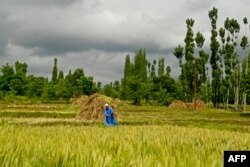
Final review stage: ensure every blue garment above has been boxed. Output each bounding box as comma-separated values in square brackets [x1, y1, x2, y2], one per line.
[104, 107, 117, 126]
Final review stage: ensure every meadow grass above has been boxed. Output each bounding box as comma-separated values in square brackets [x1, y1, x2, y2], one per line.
[0, 103, 249, 166]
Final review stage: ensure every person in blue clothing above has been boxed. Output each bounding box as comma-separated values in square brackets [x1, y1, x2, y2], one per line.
[104, 103, 117, 126]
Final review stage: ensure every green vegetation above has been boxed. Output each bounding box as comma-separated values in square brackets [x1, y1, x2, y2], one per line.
[0, 60, 98, 103]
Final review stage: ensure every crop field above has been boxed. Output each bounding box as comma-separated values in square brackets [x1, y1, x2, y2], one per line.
[0, 103, 250, 167]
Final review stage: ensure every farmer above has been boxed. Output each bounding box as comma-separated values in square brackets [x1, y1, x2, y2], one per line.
[104, 103, 117, 126]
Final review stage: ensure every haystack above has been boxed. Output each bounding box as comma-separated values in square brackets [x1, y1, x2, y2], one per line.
[169, 100, 187, 109]
[196, 100, 206, 109]
[76, 93, 119, 120]
[186, 103, 194, 109]
[169, 100, 206, 109]
[186, 100, 207, 109]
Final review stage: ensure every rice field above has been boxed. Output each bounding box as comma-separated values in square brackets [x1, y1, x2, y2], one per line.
[0, 103, 250, 167]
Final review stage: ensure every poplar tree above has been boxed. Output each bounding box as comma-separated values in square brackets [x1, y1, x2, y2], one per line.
[121, 54, 131, 100]
[224, 18, 240, 110]
[242, 53, 250, 105]
[218, 27, 228, 107]
[241, 17, 249, 111]
[173, 45, 184, 68]
[58, 71, 64, 80]
[52, 58, 58, 83]
[183, 18, 195, 101]
[166, 66, 171, 77]
[147, 62, 151, 76]
[134, 49, 147, 81]
[173, 45, 185, 98]
[195, 32, 206, 84]
[150, 60, 156, 78]
[158, 57, 165, 77]
[131, 49, 148, 105]
[195, 32, 209, 101]
[209, 7, 221, 108]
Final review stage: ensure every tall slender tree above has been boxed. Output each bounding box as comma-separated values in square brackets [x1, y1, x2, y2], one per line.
[121, 54, 131, 100]
[52, 58, 58, 83]
[173, 45, 185, 99]
[224, 18, 240, 110]
[241, 17, 249, 111]
[158, 57, 165, 77]
[195, 32, 208, 98]
[150, 60, 157, 78]
[209, 7, 221, 108]
[166, 66, 171, 77]
[183, 18, 195, 101]
[58, 71, 64, 80]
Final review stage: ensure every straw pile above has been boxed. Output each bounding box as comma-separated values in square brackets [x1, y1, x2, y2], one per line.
[169, 100, 206, 109]
[169, 100, 188, 109]
[76, 93, 119, 120]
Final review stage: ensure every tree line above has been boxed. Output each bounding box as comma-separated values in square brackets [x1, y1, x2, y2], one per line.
[0, 58, 97, 102]
[105, 7, 250, 110]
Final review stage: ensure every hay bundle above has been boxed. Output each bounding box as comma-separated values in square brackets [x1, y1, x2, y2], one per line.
[186, 103, 194, 109]
[169, 100, 187, 109]
[76, 93, 119, 120]
[195, 100, 206, 109]
[169, 100, 206, 110]
[186, 100, 207, 109]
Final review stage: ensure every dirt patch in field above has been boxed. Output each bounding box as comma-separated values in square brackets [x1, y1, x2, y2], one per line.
[76, 93, 119, 120]
[169, 100, 206, 110]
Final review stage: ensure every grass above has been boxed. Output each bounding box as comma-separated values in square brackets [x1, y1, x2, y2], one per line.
[0, 103, 249, 166]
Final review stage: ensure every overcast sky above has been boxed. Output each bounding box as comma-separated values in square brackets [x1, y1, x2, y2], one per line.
[0, 0, 249, 84]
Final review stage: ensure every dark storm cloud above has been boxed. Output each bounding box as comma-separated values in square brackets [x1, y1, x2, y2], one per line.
[5, 4, 172, 55]
[0, 0, 191, 58]
[10, 31, 166, 56]
[0, 12, 12, 56]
